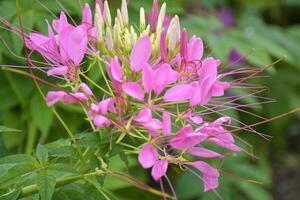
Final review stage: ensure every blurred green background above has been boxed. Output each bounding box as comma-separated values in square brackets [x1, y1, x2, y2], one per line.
[0, 0, 300, 199]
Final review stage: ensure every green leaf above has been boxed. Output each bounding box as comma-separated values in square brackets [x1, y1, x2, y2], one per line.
[0, 163, 37, 188]
[0, 125, 21, 133]
[237, 182, 272, 200]
[37, 174, 56, 200]
[77, 132, 100, 148]
[30, 93, 53, 137]
[36, 144, 49, 165]
[0, 189, 21, 200]
[0, 154, 35, 166]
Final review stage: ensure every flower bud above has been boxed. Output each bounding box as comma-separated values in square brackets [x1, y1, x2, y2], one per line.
[105, 27, 113, 51]
[103, 1, 111, 27]
[167, 15, 181, 52]
[156, 3, 166, 35]
[117, 9, 124, 28]
[139, 7, 146, 31]
[121, 0, 129, 26]
[95, 4, 104, 42]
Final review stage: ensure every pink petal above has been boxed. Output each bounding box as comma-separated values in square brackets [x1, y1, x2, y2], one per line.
[142, 119, 162, 131]
[160, 31, 167, 61]
[46, 91, 66, 106]
[150, 0, 159, 32]
[212, 117, 231, 127]
[78, 83, 94, 96]
[47, 66, 68, 76]
[67, 25, 88, 65]
[151, 160, 168, 181]
[110, 57, 123, 82]
[187, 36, 203, 62]
[187, 147, 224, 158]
[207, 137, 241, 152]
[198, 57, 220, 80]
[163, 84, 193, 102]
[122, 82, 144, 101]
[154, 64, 179, 95]
[82, 4, 92, 28]
[162, 112, 171, 135]
[138, 144, 158, 169]
[212, 81, 230, 97]
[98, 98, 116, 114]
[63, 92, 88, 104]
[53, 12, 69, 33]
[134, 108, 152, 123]
[180, 29, 188, 60]
[142, 64, 155, 93]
[93, 115, 111, 129]
[169, 125, 207, 150]
[59, 25, 74, 62]
[130, 36, 152, 72]
[192, 161, 219, 192]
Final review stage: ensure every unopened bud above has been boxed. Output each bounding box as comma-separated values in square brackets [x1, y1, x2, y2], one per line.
[156, 3, 166, 35]
[105, 27, 113, 51]
[117, 9, 124, 28]
[103, 1, 111, 27]
[121, 0, 129, 26]
[167, 15, 181, 52]
[130, 26, 137, 46]
[139, 7, 146, 31]
[95, 4, 104, 42]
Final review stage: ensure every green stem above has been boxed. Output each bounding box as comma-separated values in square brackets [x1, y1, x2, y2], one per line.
[25, 122, 37, 155]
[19, 171, 103, 198]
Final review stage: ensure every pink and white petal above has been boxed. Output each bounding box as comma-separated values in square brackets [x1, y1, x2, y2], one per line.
[46, 91, 66, 106]
[130, 36, 152, 72]
[98, 98, 114, 114]
[47, 66, 68, 76]
[187, 147, 224, 158]
[122, 82, 144, 101]
[67, 25, 88, 65]
[151, 160, 168, 181]
[110, 57, 123, 82]
[138, 144, 158, 169]
[134, 108, 152, 123]
[142, 64, 155, 93]
[93, 115, 111, 129]
[163, 84, 193, 102]
[162, 112, 171, 135]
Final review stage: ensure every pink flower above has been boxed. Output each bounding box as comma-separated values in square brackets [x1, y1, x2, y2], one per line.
[88, 98, 116, 129]
[46, 91, 88, 106]
[134, 108, 162, 132]
[169, 125, 207, 150]
[199, 117, 241, 152]
[138, 144, 158, 169]
[138, 144, 168, 181]
[192, 161, 220, 192]
[122, 63, 179, 101]
[151, 160, 168, 181]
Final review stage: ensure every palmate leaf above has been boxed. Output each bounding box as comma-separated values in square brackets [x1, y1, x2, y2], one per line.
[37, 174, 56, 200]
[36, 144, 49, 165]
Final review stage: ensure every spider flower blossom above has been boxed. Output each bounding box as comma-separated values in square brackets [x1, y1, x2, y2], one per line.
[20, 0, 259, 195]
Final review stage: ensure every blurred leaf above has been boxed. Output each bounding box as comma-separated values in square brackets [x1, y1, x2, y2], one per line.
[237, 182, 272, 200]
[30, 93, 53, 138]
[37, 174, 56, 200]
[0, 125, 21, 133]
[0, 189, 21, 200]
[36, 144, 49, 165]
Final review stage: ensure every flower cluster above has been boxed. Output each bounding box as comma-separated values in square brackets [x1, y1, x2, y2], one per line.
[25, 0, 243, 193]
